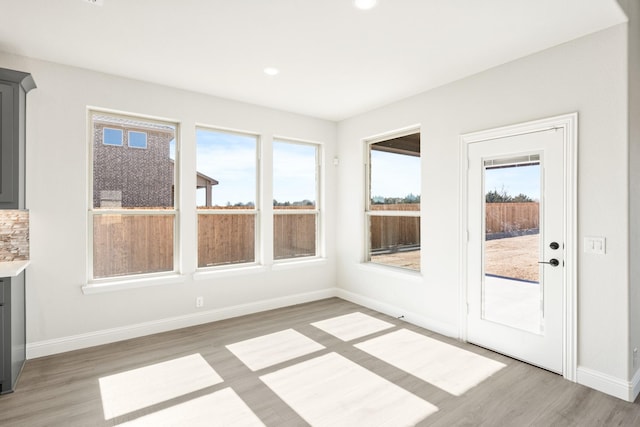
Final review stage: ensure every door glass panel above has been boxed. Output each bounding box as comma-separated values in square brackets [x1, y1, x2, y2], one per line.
[483, 158, 542, 334]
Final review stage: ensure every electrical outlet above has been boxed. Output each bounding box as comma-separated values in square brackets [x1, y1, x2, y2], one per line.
[196, 296, 204, 308]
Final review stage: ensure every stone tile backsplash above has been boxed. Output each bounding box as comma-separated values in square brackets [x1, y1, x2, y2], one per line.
[0, 210, 29, 261]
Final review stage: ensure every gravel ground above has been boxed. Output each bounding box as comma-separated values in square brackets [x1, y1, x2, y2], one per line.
[371, 235, 539, 281]
[485, 234, 539, 282]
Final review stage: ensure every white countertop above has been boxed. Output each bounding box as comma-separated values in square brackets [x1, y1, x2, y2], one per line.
[0, 260, 30, 277]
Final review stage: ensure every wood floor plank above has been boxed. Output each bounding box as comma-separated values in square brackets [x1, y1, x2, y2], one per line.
[0, 297, 638, 426]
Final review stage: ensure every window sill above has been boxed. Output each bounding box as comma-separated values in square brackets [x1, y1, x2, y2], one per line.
[193, 264, 267, 281]
[82, 273, 185, 295]
[357, 262, 423, 282]
[272, 257, 327, 270]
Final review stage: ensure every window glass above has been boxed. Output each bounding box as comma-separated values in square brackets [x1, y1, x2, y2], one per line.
[128, 131, 148, 149]
[91, 112, 177, 279]
[103, 128, 123, 146]
[273, 141, 317, 208]
[93, 214, 174, 279]
[273, 141, 319, 260]
[366, 132, 421, 271]
[196, 128, 258, 267]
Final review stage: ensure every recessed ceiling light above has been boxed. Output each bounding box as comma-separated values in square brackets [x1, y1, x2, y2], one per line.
[263, 67, 280, 76]
[354, 0, 377, 10]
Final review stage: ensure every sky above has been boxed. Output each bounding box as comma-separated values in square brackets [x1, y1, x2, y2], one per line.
[181, 131, 537, 206]
[370, 150, 421, 199]
[272, 141, 317, 204]
[182, 130, 423, 206]
[194, 129, 317, 207]
[484, 163, 540, 201]
[196, 129, 257, 206]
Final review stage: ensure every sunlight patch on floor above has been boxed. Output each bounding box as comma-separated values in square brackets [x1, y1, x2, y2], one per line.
[115, 388, 264, 427]
[226, 328, 325, 371]
[99, 353, 223, 420]
[311, 311, 395, 341]
[355, 329, 506, 396]
[260, 352, 437, 426]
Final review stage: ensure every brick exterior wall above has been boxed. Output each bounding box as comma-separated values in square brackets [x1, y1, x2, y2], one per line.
[0, 210, 29, 261]
[93, 121, 174, 208]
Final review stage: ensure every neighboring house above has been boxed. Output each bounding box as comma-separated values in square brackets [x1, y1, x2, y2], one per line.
[93, 115, 217, 208]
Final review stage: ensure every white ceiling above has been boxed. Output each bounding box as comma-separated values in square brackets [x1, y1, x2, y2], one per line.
[0, 0, 627, 121]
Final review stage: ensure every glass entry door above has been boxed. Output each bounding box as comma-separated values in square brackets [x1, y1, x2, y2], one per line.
[467, 128, 564, 374]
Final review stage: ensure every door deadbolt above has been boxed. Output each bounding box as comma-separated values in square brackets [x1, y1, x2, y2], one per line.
[549, 242, 560, 250]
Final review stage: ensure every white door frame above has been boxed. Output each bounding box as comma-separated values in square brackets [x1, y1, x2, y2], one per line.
[459, 113, 578, 381]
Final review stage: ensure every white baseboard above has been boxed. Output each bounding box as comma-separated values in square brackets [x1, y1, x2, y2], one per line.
[335, 288, 458, 338]
[577, 366, 637, 402]
[631, 367, 640, 402]
[27, 288, 338, 359]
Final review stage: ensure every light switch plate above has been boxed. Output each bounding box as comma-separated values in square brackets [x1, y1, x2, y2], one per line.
[584, 236, 606, 254]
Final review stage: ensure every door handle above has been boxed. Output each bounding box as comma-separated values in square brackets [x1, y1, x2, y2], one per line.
[538, 258, 560, 267]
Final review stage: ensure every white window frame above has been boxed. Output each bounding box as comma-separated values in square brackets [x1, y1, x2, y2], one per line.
[87, 109, 180, 283]
[272, 138, 322, 263]
[195, 126, 261, 270]
[128, 130, 148, 149]
[364, 127, 421, 272]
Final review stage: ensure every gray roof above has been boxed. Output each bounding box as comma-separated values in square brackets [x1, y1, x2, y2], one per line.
[93, 114, 175, 133]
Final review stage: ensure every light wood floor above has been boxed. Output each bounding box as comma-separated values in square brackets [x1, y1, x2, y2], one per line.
[1, 297, 639, 426]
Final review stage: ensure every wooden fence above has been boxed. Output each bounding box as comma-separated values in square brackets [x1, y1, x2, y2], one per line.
[485, 202, 539, 235]
[369, 204, 420, 251]
[93, 208, 317, 277]
[93, 214, 174, 278]
[93, 202, 539, 277]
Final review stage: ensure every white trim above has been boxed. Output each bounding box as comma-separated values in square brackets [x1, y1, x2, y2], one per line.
[363, 123, 422, 145]
[365, 210, 420, 217]
[356, 262, 423, 282]
[459, 113, 578, 381]
[27, 288, 338, 359]
[193, 264, 267, 280]
[577, 367, 637, 402]
[632, 367, 640, 402]
[272, 257, 327, 270]
[82, 273, 185, 294]
[336, 288, 458, 338]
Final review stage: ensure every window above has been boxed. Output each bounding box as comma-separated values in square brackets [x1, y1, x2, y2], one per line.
[365, 131, 421, 271]
[103, 128, 123, 146]
[90, 111, 178, 280]
[128, 131, 148, 149]
[273, 140, 319, 260]
[196, 128, 258, 268]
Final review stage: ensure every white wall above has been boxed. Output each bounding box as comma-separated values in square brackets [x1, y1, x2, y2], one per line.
[336, 25, 630, 387]
[0, 52, 338, 355]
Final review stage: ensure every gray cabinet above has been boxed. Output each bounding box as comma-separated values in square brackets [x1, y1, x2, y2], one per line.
[0, 272, 25, 394]
[0, 68, 36, 209]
